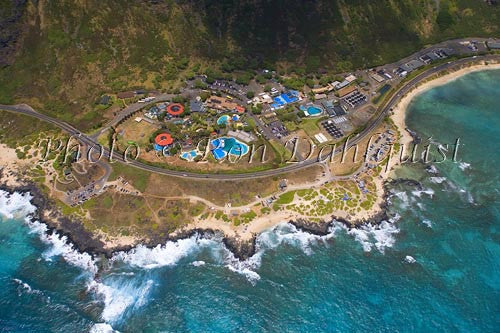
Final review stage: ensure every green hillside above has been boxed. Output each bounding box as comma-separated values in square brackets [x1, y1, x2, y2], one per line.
[1, 0, 499, 130]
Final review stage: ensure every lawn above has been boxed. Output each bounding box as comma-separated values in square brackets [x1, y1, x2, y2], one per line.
[298, 117, 325, 137]
[109, 162, 151, 192]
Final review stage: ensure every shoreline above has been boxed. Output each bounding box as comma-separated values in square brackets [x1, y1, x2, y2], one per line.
[1, 62, 499, 261]
[390, 61, 500, 150]
[0, 179, 390, 261]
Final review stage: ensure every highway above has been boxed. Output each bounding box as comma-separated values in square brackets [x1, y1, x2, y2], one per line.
[1, 54, 498, 180]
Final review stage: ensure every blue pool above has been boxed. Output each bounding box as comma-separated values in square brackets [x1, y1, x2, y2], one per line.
[211, 137, 249, 160]
[217, 115, 230, 125]
[180, 150, 199, 161]
[300, 104, 323, 116]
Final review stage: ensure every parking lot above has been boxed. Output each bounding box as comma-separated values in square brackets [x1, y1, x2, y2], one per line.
[267, 120, 289, 139]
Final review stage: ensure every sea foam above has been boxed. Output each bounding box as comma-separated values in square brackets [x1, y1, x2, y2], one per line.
[429, 177, 447, 184]
[111, 235, 217, 269]
[342, 218, 400, 253]
[88, 278, 154, 324]
[459, 162, 471, 171]
[90, 323, 120, 333]
[0, 189, 403, 326]
[0, 190, 36, 219]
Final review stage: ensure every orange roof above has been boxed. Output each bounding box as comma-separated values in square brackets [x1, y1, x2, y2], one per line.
[235, 105, 245, 113]
[338, 85, 357, 98]
[167, 103, 184, 116]
[155, 133, 173, 146]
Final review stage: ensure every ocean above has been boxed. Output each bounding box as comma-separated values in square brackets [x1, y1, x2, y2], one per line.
[1, 69, 499, 332]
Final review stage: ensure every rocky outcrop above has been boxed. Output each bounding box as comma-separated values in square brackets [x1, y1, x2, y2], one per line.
[223, 235, 256, 261]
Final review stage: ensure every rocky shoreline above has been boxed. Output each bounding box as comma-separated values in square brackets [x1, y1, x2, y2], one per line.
[0, 175, 397, 262]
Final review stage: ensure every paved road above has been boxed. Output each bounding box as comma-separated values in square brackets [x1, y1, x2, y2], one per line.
[91, 93, 176, 139]
[1, 54, 498, 180]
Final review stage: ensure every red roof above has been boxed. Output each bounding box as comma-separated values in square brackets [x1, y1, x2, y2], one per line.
[167, 103, 184, 116]
[235, 105, 245, 113]
[155, 133, 173, 146]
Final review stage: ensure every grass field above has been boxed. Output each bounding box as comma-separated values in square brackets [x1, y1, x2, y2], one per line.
[298, 118, 325, 137]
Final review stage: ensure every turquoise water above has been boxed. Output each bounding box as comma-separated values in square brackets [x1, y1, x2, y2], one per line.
[217, 115, 230, 125]
[1, 69, 499, 332]
[211, 137, 249, 160]
[306, 106, 323, 116]
[180, 150, 198, 161]
[300, 104, 323, 116]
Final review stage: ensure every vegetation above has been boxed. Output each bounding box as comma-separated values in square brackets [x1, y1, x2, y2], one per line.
[1, 0, 499, 131]
[277, 191, 296, 205]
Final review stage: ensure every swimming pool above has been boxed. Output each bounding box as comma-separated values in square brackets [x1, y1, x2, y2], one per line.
[180, 149, 199, 161]
[217, 115, 230, 125]
[211, 137, 250, 160]
[301, 104, 323, 116]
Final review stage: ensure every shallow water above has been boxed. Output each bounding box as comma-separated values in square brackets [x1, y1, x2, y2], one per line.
[1, 70, 499, 332]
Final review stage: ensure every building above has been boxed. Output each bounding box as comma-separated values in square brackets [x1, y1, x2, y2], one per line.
[321, 99, 336, 116]
[440, 48, 455, 57]
[166, 103, 184, 116]
[370, 72, 385, 83]
[206, 95, 244, 113]
[401, 59, 425, 72]
[419, 54, 433, 64]
[145, 106, 161, 120]
[338, 85, 357, 98]
[314, 93, 327, 100]
[154, 133, 174, 152]
[99, 95, 111, 105]
[157, 103, 167, 112]
[345, 74, 357, 83]
[420, 50, 441, 64]
[334, 80, 350, 90]
[256, 93, 273, 104]
[263, 112, 277, 120]
[333, 104, 347, 116]
[487, 41, 500, 49]
[378, 70, 392, 80]
[190, 99, 205, 112]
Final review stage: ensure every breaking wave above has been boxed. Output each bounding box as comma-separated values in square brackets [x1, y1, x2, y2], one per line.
[0, 190, 36, 219]
[89, 323, 120, 333]
[12, 278, 43, 296]
[422, 219, 433, 228]
[88, 278, 154, 324]
[412, 188, 435, 199]
[339, 216, 401, 254]
[429, 177, 447, 184]
[459, 162, 471, 171]
[0, 189, 403, 327]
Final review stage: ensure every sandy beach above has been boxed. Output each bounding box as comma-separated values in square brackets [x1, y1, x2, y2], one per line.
[0, 144, 29, 187]
[390, 61, 500, 151]
[2, 61, 500, 255]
